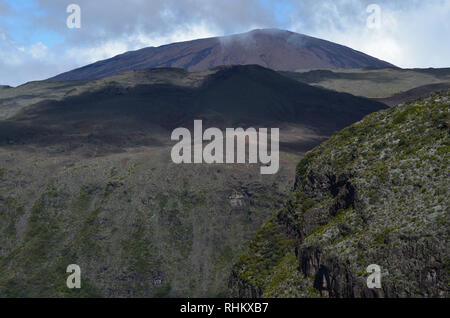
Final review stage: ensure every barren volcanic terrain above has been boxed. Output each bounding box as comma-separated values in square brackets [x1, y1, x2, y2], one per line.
[52, 29, 395, 81]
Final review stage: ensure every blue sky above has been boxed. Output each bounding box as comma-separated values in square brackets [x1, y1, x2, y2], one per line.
[3, 0, 63, 46]
[0, 0, 449, 86]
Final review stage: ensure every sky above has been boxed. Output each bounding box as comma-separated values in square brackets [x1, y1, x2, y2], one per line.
[0, 0, 449, 86]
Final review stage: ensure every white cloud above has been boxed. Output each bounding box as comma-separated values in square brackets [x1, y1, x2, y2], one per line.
[0, 20, 222, 86]
[130, 22, 219, 48]
[66, 41, 129, 64]
[29, 42, 49, 59]
[65, 22, 218, 66]
[0, 0, 449, 86]
[289, 0, 450, 68]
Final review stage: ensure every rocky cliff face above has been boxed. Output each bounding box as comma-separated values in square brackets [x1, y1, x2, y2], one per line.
[230, 91, 449, 298]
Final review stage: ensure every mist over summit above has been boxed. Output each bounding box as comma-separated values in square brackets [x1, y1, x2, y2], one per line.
[52, 29, 395, 81]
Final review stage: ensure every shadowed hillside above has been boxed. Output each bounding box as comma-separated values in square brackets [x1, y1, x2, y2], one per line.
[0, 65, 388, 297]
[1, 65, 387, 152]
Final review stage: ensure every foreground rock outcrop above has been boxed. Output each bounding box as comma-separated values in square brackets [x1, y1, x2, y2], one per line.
[230, 91, 449, 298]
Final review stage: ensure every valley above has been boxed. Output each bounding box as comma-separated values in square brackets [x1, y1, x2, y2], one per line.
[0, 65, 388, 297]
[0, 28, 447, 299]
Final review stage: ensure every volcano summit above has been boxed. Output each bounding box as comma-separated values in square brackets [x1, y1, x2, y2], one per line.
[52, 29, 395, 81]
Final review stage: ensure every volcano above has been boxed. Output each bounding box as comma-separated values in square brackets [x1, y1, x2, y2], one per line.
[52, 29, 395, 81]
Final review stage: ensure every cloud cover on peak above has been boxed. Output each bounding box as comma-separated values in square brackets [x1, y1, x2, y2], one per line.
[0, 0, 449, 86]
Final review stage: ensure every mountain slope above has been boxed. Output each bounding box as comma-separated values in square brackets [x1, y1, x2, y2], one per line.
[282, 68, 450, 101]
[1, 65, 387, 151]
[230, 91, 450, 298]
[373, 82, 450, 106]
[0, 66, 388, 297]
[52, 29, 394, 81]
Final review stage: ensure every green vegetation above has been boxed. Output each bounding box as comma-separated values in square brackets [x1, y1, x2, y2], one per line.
[0, 147, 295, 297]
[232, 216, 295, 290]
[231, 91, 450, 298]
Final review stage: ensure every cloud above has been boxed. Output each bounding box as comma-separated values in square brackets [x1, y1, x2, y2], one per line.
[0, 30, 63, 85]
[287, 0, 450, 68]
[34, 0, 274, 44]
[1, 0, 277, 85]
[0, 0, 449, 86]
[28, 42, 48, 59]
[64, 22, 220, 71]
